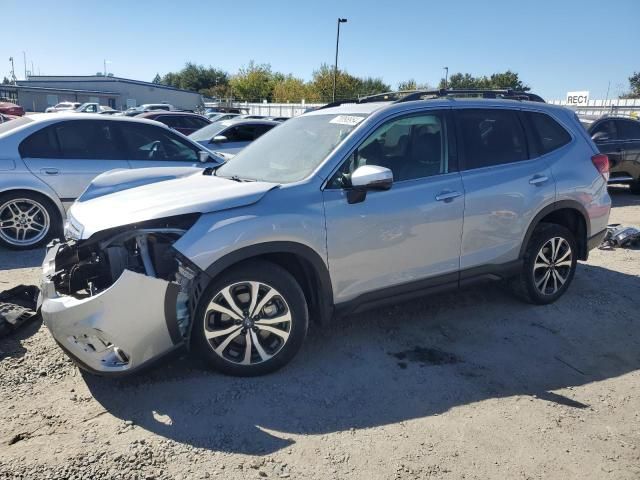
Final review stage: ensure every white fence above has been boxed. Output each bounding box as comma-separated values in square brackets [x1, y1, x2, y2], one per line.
[548, 98, 640, 118]
[224, 99, 640, 119]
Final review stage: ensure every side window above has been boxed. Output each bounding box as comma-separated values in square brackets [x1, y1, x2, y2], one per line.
[526, 111, 572, 155]
[19, 126, 60, 158]
[254, 124, 274, 138]
[188, 117, 210, 130]
[591, 120, 617, 140]
[224, 125, 256, 142]
[616, 120, 640, 140]
[330, 112, 448, 187]
[458, 109, 527, 169]
[55, 121, 122, 159]
[117, 123, 199, 162]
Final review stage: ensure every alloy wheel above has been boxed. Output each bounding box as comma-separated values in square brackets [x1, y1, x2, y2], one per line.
[533, 236, 573, 296]
[203, 281, 292, 365]
[0, 198, 50, 247]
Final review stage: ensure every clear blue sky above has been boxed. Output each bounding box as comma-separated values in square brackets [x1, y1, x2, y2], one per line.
[2, 0, 638, 100]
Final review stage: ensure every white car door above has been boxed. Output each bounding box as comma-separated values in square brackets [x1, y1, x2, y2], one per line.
[20, 119, 131, 201]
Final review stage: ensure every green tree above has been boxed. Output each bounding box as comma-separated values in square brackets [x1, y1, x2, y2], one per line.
[438, 70, 530, 91]
[272, 75, 317, 102]
[620, 71, 640, 99]
[309, 64, 362, 102]
[397, 79, 432, 91]
[152, 73, 162, 84]
[229, 61, 276, 102]
[158, 62, 229, 96]
[357, 77, 391, 97]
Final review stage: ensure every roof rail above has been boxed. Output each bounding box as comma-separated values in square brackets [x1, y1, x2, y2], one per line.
[396, 89, 545, 103]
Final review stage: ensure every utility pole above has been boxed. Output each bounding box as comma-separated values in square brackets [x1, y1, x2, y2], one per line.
[9, 57, 16, 84]
[443, 66, 449, 89]
[332, 18, 348, 102]
[23, 51, 27, 79]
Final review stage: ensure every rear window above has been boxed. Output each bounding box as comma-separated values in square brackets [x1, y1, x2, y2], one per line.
[616, 120, 640, 140]
[525, 111, 572, 155]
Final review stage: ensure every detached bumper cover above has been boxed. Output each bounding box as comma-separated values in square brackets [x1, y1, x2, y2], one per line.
[40, 245, 182, 375]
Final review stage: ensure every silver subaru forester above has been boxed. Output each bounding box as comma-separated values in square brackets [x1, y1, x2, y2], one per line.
[39, 91, 611, 377]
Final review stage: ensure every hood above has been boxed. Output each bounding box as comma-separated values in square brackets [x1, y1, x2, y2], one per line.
[70, 168, 279, 239]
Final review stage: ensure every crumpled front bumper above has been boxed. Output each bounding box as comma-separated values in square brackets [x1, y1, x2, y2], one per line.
[40, 244, 183, 375]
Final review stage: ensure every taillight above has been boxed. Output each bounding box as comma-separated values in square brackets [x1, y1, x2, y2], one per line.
[591, 154, 609, 181]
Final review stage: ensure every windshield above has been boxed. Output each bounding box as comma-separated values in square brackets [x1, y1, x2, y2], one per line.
[216, 113, 366, 183]
[189, 122, 231, 142]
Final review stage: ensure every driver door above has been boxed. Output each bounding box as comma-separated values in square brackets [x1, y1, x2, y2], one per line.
[117, 123, 218, 169]
[322, 110, 465, 304]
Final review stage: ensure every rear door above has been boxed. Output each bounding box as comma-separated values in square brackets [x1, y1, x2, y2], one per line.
[19, 120, 130, 201]
[590, 119, 624, 170]
[613, 119, 640, 181]
[455, 108, 557, 271]
[117, 122, 218, 169]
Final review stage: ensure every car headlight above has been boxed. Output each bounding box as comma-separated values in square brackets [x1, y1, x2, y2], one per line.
[64, 213, 84, 240]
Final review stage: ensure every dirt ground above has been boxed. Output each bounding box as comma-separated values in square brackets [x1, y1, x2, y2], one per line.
[0, 187, 638, 480]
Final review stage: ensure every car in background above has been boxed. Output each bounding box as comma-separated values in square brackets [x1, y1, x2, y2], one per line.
[136, 111, 211, 136]
[73, 103, 116, 114]
[188, 118, 279, 154]
[0, 113, 17, 124]
[0, 101, 25, 117]
[205, 112, 241, 122]
[583, 116, 640, 193]
[0, 114, 222, 249]
[45, 102, 81, 113]
[204, 106, 249, 115]
[122, 103, 176, 117]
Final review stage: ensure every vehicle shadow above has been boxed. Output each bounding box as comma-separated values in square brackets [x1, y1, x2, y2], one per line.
[0, 248, 45, 271]
[85, 263, 640, 455]
[0, 316, 42, 361]
[609, 185, 640, 208]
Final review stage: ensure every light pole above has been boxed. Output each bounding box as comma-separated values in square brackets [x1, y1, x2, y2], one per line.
[332, 18, 348, 102]
[103, 59, 112, 76]
[23, 51, 27, 79]
[443, 66, 449, 89]
[9, 57, 16, 84]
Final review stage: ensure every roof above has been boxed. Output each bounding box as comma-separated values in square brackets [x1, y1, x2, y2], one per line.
[21, 75, 201, 95]
[7, 84, 120, 95]
[25, 112, 168, 128]
[217, 118, 281, 126]
[136, 111, 207, 119]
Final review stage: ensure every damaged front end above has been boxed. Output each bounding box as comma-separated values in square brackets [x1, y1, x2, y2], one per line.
[40, 214, 204, 375]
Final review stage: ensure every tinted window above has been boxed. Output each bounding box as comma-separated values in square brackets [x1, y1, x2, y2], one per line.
[118, 123, 199, 162]
[591, 120, 617, 140]
[20, 121, 122, 159]
[616, 120, 640, 140]
[224, 125, 258, 142]
[55, 121, 122, 159]
[458, 109, 527, 169]
[253, 124, 275, 138]
[330, 113, 447, 186]
[526, 111, 572, 155]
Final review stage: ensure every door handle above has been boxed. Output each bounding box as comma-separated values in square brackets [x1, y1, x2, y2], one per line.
[40, 168, 59, 175]
[435, 190, 462, 202]
[529, 175, 548, 186]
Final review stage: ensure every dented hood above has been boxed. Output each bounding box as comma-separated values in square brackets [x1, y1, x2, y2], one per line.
[69, 167, 279, 239]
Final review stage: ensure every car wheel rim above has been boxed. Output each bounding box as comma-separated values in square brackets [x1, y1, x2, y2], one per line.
[533, 236, 572, 296]
[0, 198, 50, 247]
[203, 281, 292, 365]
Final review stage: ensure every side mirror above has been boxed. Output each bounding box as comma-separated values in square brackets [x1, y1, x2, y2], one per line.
[592, 131, 609, 142]
[198, 151, 210, 163]
[213, 135, 227, 143]
[347, 165, 393, 204]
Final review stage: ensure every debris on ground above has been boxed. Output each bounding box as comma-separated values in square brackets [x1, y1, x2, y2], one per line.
[0, 285, 40, 338]
[599, 224, 640, 249]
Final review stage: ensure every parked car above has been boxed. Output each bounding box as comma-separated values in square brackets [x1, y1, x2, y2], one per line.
[205, 106, 249, 115]
[73, 103, 115, 114]
[136, 111, 211, 136]
[0, 101, 25, 117]
[38, 90, 610, 377]
[205, 112, 241, 122]
[582, 116, 640, 193]
[0, 114, 222, 249]
[0, 113, 17, 124]
[122, 104, 176, 117]
[45, 102, 81, 113]
[189, 119, 279, 154]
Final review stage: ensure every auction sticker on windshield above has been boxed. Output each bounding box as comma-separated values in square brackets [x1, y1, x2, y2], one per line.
[330, 115, 365, 126]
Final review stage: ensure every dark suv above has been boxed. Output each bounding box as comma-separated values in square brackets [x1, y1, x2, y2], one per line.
[584, 116, 640, 193]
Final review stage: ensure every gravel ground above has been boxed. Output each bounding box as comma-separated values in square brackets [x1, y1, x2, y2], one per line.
[0, 187, 638, 480]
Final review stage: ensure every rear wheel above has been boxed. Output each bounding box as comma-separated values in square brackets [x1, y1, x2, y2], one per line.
[511, 223, 577, 304]
[0, 192, 61, 250]
[629, 180, 640, 194]
[192, 260, 309, 376]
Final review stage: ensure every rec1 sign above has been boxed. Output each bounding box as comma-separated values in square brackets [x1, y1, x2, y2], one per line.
[566, 91, 590, 106]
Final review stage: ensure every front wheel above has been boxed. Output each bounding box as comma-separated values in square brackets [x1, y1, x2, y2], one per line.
[0, 192, 61, 250]
[511, 223, 578, 305]
[192, 260, 309, 376]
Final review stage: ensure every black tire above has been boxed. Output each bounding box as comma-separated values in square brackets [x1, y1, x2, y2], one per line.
[0, 191, 62, 250]
[629, 180, 640, 194]
[510, 223, 578, 305]
[192, 260, 309, 376]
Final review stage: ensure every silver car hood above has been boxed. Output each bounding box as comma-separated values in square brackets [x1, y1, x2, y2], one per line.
[70, 167, 279, 239]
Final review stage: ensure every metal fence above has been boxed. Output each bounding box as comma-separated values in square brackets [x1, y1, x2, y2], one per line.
[548, 99, 640, 119]
[226, 102, 323, 117]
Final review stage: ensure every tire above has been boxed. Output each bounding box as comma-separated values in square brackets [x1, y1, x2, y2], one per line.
[0, 191, 61, 250]
[629, 180, 640, 194]
[511, 223, 578, 305]
[192, 260, 309, 376]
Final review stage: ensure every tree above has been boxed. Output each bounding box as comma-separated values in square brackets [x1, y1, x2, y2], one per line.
[620, 71, 640, 99]
[272, 75, 317, 103]
[229, 61, 276, 102]
[1, 77, 10, 85]
[438, 70, 530, 91]
[157, 62, 230, 96]
[397, 79, 433, 91]
[152, 73, 162, 84]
